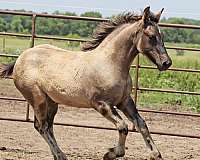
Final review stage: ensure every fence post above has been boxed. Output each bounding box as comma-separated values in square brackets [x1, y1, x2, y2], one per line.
[132, 54, 140, 131]
[134, 54, 140, 105]
[2, 32, 5, 53]
[25, 14, 37, 121]
[30, 14, 36, 48]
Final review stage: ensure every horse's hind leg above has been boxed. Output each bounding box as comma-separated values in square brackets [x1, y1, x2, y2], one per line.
[94, 101, 128, 160]
[17, 85, 67, 160]
[34, 96, 67, 160]
[118, 96, 162, 160]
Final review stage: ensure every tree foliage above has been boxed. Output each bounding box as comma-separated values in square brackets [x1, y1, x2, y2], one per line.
[1, 10, 200, 44]
[161, 17, 200, 44]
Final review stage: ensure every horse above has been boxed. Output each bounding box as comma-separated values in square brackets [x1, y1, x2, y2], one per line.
[0, 6, 171, 160]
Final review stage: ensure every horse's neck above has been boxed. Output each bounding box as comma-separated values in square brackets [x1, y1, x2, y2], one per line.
[96, 23, 140, 75]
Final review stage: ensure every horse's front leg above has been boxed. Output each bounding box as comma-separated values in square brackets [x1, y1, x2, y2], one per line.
[118, 96, 162, 160]
[93, 101, 128, 160]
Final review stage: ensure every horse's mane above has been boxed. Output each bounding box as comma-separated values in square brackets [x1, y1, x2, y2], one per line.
[81, 12, 142, 51]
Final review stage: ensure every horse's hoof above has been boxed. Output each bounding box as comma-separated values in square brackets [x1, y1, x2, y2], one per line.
[149, 151, 163, 160]
[61, 154, 68, 160]
[103, 147, 125, 160]
[54, 153, 68, 160]
[103, 151, 116, 160]
[54, 157, 68, 160]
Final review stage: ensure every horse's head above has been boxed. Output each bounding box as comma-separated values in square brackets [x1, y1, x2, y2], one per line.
[136, 7, 172, 71]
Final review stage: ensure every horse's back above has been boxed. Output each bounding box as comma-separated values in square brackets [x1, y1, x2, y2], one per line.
[13, 44, 71, 81]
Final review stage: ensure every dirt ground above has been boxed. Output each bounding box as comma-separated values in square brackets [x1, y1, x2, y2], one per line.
[0, 79, 200, 160]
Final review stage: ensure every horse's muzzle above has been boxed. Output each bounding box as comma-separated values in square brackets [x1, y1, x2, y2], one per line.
[159, 59, 172, 71]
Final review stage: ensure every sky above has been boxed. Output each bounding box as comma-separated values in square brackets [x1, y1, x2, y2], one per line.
[1, 0, 200, 20]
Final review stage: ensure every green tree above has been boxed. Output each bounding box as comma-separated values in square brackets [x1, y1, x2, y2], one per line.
[20, 16, 32, 33]
[78, 11, 102, 37]
[10, 16, 24, 33]
[81, 11, 102, 18]
[0, 17, 7, 32]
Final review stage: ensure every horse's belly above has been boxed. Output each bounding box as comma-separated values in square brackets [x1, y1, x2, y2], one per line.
[46, 86, 91, 108]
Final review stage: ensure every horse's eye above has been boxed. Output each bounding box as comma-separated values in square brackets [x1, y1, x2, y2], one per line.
[149, 36, 157, 45]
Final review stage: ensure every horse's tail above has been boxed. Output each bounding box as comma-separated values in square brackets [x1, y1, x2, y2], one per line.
[0, 61, 16, 78]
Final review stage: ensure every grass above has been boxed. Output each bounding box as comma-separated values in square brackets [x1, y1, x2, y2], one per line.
[0, 36, 200, 112]
[0, 35, 81, 55]
[130, 47, 200, 112]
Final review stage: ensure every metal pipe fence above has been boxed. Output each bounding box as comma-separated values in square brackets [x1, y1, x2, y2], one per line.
[0, 10, 199, 139]
[0, 117, 200, 139]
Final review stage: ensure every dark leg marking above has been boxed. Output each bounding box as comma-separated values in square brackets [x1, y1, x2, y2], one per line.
[118, 96, 162, 160]
[94, 101, 128, 160]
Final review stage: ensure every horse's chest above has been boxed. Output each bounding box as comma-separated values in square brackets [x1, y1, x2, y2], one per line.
[95, 79, 127, 104]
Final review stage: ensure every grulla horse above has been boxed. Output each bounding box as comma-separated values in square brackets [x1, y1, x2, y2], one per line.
[0, 7, 172, 160]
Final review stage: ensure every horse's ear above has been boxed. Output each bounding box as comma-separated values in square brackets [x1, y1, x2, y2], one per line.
[142, 6, 150, 24]
[154, 8, 164, 22]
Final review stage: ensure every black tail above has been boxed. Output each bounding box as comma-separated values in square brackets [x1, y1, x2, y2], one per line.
[0, 61, 16, 78]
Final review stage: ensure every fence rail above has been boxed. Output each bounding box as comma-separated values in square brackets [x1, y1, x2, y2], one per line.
[2, 32, 200, 52]
[0, 10, 200, 139]
[0, 117, 200, 139]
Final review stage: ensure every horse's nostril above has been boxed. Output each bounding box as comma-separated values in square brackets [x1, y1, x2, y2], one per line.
[162, 61, 168, 66]
[162, 60, 172, 68]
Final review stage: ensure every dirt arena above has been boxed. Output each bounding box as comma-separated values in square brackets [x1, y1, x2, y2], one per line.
[0, 79, 200, 160]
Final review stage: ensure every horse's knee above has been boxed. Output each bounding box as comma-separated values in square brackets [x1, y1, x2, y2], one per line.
[133, 113, 146, 128]
[118, 122, 128, 135]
